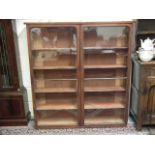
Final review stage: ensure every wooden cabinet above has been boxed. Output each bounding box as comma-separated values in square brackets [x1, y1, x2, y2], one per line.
[131, 56, 155, 130]
[0, 20, 29, 126]
[26, 22, 133, 128]
[130, 19, 155, 130]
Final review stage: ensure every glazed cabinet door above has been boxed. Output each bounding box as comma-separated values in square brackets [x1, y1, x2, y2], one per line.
[80, 24, 132, 127]
[27, 25, 81, 128]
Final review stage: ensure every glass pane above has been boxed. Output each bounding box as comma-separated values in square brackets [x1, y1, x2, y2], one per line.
[83, 26, 129, 47]
[84, 52, 127, 67]
[83, 26, 128, 125]
[31, 27, 77, 49]
[32, 50, 76, 68]
[34, 79, 77, 93]
[83, 26, 128, 92]
[84, 109, 125, 125]
[0, 23, 12, 88]
[85, 69, 127, 78]
[31, 27, 77, 69]
[34, 70, 77, 79]
[84, 79, 126, 92]
[37, 110, 78, 126]
[84, 92, 126, 109]
[31, 27, 79, 117]
[35, 93, 78, 109]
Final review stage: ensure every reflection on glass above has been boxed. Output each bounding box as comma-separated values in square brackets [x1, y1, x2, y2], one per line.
[31, 27, 77, 49]
[84, 27, 129, 47]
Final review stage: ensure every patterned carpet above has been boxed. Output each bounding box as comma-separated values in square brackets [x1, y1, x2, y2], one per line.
[0, 120, 151, 135]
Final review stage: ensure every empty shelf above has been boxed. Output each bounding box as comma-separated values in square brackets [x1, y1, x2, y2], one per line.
[34, 88, 77, 93]
[85, 102, 125, 110]
[32, 47, 77, 51]
[37, 118, 78, 126]
[84, 87, 126, 92]
[84, 65, 127, 69]
[36, 103, 77, 110]
[83, 47, 128, 50]
[85, 117, 124, 125]
[33, 66, 76, 70]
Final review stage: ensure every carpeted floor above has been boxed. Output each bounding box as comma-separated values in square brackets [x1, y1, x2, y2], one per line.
[0, 119, 153, 135]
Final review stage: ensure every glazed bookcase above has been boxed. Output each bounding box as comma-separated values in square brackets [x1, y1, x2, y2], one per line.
[26, 22, 133, 128]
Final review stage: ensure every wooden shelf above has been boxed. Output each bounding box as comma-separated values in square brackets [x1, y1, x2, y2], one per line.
[84, 87, 126, 92]
[84, 77, 127, 80]
[84, 65, 127, 69]
[36, 103, 77, 110]
[85, 117, 124, 125]
[37, 118, 78, 126]
[83, 47, 128, 50]
[34, 88, 77, 93]
[35, 78, 77, 81]
[32, 47, 76, 51]
[33, 66, 76, 70]
[85, 102, 125, 110]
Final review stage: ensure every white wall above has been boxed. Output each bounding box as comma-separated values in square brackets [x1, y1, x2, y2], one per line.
[13, 19, 133, 118]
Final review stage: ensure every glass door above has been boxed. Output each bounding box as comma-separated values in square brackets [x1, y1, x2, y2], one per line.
[29, 26, 80, 127]
[81, 25, 130, 126]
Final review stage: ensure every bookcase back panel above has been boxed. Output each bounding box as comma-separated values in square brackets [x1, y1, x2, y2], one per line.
[34, 70, 77, 79]
[33, 52, 76, 67]
[34, 80, 77, 89]
[84, 109, 125, 126]
[84, 92, 126, 103]
[84, 79, 126, 88]
[85, 109, 124, 117]
[85, 69, 127, 78]
[84, 54, 127, 66]
[35, 93, 77, 105]
[37, 110, 79, 126]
